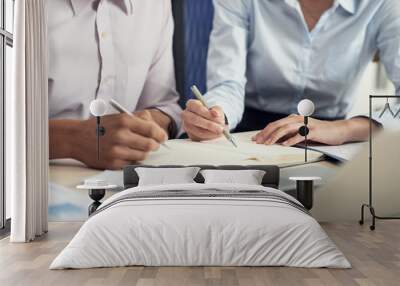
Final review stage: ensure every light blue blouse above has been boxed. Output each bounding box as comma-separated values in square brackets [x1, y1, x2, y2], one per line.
[205, 0, 400, 129]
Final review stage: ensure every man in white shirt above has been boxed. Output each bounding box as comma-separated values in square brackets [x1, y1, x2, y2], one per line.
[48, 0, 181, 169]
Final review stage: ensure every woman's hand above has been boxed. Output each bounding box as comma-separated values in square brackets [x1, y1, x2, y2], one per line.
[252, 115, 372, 146]
[182, 99, 226, 141]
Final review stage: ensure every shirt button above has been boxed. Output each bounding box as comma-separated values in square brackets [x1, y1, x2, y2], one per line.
[101, 32, 108, 39]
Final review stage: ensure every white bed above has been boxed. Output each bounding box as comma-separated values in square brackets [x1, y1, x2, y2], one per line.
[50, 183, 350, 269]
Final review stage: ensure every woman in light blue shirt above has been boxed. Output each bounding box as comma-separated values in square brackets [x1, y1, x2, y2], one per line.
[182, 0, 400, 146]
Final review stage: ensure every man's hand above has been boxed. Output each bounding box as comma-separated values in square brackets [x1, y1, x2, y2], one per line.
[182, 99, 226, 141]
[50, 113, 168, 170]
[252, 115, 371, 146]
[135, 109, 172, 136]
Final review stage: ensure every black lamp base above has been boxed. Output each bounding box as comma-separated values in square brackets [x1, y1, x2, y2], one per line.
[296, 180, 314, 211]
[88, 189, 106, 216]
[290, 177, 321, 211]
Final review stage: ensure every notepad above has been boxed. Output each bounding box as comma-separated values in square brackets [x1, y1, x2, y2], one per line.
[302, 142, 366, 162]
[143, 131, 324, 167]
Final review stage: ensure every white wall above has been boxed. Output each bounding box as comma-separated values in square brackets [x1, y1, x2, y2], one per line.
[313, 62, 399, 222]
[348, 62, 396, 117]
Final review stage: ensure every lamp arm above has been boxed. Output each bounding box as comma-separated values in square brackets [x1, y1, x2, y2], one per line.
[298, 116, 310, 163]
[95, 117, 106, 160]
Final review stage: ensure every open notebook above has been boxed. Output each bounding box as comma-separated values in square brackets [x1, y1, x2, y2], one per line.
[302, 142, 366, 162]
[143, 131, 324, 167]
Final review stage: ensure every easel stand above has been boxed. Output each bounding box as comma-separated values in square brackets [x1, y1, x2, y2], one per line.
[359, 95, 400, 230]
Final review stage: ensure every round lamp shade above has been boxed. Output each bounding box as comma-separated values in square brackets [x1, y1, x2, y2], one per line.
[297, 99, 315, 117]
[90, 99, 108, 117]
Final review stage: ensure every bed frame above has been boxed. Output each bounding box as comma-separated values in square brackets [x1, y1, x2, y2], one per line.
[87, 165, 314, 216]
[123, 165, 281, 189]
[122, 165, 313, 211]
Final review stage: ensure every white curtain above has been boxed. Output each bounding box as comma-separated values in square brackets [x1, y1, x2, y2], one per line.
[7, 0, 49, 242]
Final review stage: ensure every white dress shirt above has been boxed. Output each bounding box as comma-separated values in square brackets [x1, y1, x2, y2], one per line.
[47, 0, 182, 136]
[205, 0, 400, 129]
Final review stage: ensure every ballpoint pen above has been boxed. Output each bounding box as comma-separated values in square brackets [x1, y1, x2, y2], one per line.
[190, 85, 238, 148]
[109, 99, 170, 149]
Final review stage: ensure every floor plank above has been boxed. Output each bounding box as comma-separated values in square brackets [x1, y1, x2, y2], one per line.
[0, 221, 399, 286]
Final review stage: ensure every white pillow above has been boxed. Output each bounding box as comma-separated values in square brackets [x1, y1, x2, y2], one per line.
[200, 169, 266, 185]
[136, 167, 201, 186]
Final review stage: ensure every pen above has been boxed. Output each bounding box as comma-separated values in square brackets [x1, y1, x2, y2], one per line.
[190, 85, 238, 148]
[109, 99, 170, 149]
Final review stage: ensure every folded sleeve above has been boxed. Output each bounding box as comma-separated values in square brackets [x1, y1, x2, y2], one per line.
[136, 0, 182, 138]
[205, 0, 251, 130]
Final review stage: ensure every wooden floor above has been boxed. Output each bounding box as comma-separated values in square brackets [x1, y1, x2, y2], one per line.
[0, 221, 399, 286]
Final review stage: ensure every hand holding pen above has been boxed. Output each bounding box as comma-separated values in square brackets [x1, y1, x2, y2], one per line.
[71, 112, 167, 170]
[110, 99, 170, 149]
[182, 85, 237, 147]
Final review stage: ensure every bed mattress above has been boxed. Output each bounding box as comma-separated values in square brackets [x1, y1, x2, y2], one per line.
[50, 183, 350, 269]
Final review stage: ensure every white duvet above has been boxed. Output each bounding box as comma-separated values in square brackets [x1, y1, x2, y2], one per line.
[50, 183, 351, 269]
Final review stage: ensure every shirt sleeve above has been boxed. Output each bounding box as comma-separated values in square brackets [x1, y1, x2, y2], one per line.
[377, 0, 400, 104]
[357, 0, 400, 126]
[376, 1, 400, 97]
[136, 0, 182, 138]
[204, 0, 251, 130]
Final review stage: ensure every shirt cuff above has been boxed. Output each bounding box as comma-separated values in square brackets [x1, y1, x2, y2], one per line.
[204, 93, 243, 130]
